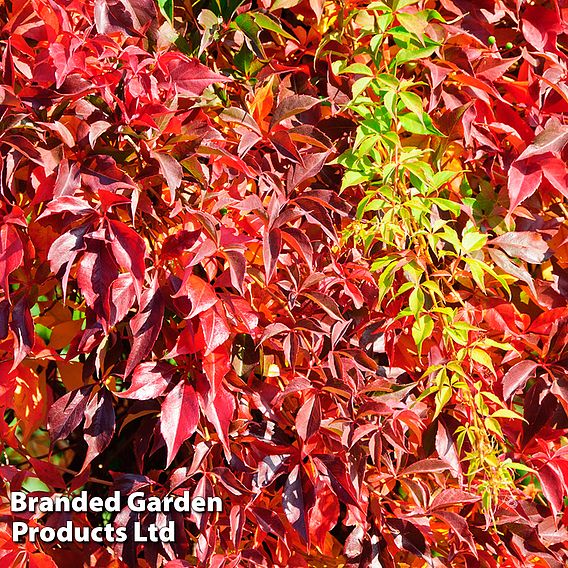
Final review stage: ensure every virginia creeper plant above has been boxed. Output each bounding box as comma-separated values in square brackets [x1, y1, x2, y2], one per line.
[1, 0, 568, 566]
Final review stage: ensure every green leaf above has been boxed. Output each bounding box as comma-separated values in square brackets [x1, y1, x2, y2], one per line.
[399, 91, 424, 115]
[396, 12, 428, 45]
[395, 44, 438, 65]
[409, 286, 424, 316]
[412, 314, 434, 354]
[252, 12, 297, 41]
[157, 0, 173, 22]
[462, 231, 488, 253]
[342, 63, 374, 76]
[352, 77, 373, 100]
[491, 408, 525, 421]
[234, 13, 265, 58]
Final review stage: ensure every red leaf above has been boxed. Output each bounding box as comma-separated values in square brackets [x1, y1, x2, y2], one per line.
[151, 151, 182, 204]
[542, 155, 568, 199]
[160, 53, 229, 97]
[529, 308, 568, 334]
[205, 385, 234, 450]
[81, 389, 115, 473]
[108, 219, 146, 299]
[161, 230, 200, 260]
[174, 274, 218, 318]
[200, 304, 230, 355]
[309, 483, 339, 548]
[502, 360, 538, 401]
[29, 458, 66, 489]
[116, 361, 175, 400]
[203, 347, 231, 398]
[522, 5, 562, 51]
[296, 393, 321, 442]
[507, 159, 543, 212]
[160, 381, 199, 467]
[124, 277, 165, 376]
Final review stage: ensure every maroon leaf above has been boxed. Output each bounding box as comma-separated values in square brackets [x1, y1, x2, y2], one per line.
[502, 360, 538, 401]
[281, 228, 313, 267]
[0, 224, 23, 299]
[94, 0, 157, 36]
[124, 277, 165, 376]
[250, 507, 287, 540]
[435, 420, 461, 477]
[270, 95, 320, 128]
[10, 296, 34, 369]
[314, 455, 359, 506]
[489, 249, 537, 297]
[263, 228, 281, 283]
[282, 464, 308, 542]
[81, 389, 115, 472]
[160, 381, 199, 467]
[48, 226, 88, 300]
[429, 489, 481, 511]
[48, 386, 94, 443]
[109, 272, 136, 327]
[403, 458, 452, 475]
[433, 511, 477, 555]
[538, 463, 565, 517]
[77, 239, 120, 323]
[116, 361, 175, 400]
[491, 232, 548, 264]
[0, 299, 8, 340]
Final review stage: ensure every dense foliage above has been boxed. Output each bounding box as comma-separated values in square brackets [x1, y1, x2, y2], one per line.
[1, 0, 568, 565]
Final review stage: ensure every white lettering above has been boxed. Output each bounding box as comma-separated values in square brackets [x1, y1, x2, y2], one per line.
[192, 496, 205, 512]
[105, 491, 121, 512]
[10, 492, 28, 513]
[12, 522, 28, 542]
[127, 492, 146, 512]
[90, 497, 103, 512]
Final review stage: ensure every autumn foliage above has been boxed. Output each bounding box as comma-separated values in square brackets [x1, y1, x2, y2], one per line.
[1, 0, 568, 565]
